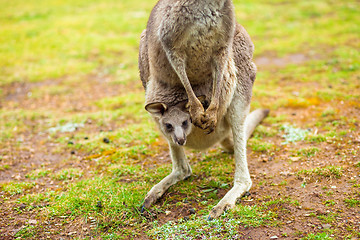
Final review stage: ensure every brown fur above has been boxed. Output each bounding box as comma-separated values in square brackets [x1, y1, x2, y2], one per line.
[138, 0, 252, 132]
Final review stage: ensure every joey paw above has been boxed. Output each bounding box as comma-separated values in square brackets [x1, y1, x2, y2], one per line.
[201, 112, 217, 133]
[192, 112, 207, 130]
[188, 103, 206, 129]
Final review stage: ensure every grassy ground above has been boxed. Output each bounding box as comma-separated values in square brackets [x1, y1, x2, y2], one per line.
[0, 0, 359, 239]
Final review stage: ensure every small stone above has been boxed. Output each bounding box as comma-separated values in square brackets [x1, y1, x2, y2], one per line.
[289, 157, 301, 162]
[28, 219, 37, 224]
[165, 210, 171, 215]
[189, 208, 196, 214]
[103, 138, 110, 144]
[270, 236, 278, 239]
[322, 224, 331, 229]
[316, 209, 325, 215]
[18, 203, 27, 210]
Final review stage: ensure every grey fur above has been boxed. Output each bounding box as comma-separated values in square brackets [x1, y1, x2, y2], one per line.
[139, 0, 267, 219]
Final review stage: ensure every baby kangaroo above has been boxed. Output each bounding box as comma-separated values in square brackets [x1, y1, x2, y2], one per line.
[139, 0, 265, 219]
[146, 100, 269, 151]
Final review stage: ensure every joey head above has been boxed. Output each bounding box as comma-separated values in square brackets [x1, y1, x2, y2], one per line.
[145, 102, 192, 146]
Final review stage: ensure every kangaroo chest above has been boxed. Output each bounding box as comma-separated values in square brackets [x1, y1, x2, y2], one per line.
[169, 1, 231, 81]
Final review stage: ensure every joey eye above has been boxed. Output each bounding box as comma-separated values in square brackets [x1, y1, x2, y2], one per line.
[182, 120, 188, 128]
[165, 123, 173, 131]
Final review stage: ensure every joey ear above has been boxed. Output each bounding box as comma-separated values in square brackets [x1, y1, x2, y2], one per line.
[145, 102, 168, 116]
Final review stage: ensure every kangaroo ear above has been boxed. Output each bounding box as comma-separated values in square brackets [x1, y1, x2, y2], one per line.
[145, 102, 168, 116]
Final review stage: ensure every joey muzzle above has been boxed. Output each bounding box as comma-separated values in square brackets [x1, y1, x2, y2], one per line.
[173, 127, 186, 146]
[174, 136, 186, 146]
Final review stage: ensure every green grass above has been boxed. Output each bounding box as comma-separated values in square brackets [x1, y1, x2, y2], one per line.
[1, 181, 36, 195]
[0, 164, 11, 171]
[317, 212, 339, 224]
[26, 169, 51, 180]
[46, 176, 147, 217]
[52, 168, 83, 181]
[301, 232, 333, 240]
[248, 138, 277, 152]
[149, 205, 276, 239]
[297, 166, 343, 180]
[297, 147, 320, 158]
[344, 198, 360, 208]
[14, 225, 37, 238]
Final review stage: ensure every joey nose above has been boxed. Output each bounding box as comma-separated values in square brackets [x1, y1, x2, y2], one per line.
[174, 127, 186, 146]
[176, 137, 186, 146]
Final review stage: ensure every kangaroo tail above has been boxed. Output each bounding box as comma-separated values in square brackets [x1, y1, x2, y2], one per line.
[245, 109, 270, 141]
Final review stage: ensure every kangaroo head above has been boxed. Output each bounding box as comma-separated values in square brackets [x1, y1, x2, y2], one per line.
[145, 101, 192, 146]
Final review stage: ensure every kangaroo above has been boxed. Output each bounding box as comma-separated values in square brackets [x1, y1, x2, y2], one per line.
[139, 0, 264, 219]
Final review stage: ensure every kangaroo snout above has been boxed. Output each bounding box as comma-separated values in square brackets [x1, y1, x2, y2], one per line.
[174, 133, 186, 146]
[173, 127, 186, 146]
[175, 137, 186, 146]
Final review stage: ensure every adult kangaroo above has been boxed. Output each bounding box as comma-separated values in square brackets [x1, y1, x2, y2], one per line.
[138, 0, 267, 219]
